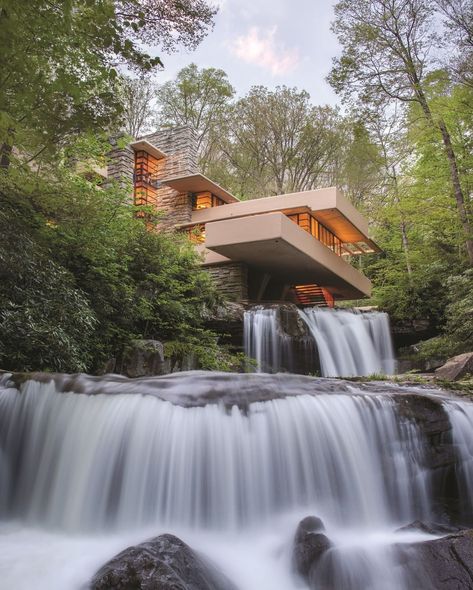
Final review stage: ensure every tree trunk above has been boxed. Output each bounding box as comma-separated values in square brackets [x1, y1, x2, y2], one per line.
[0, 126, 15, 170]
[437, 118, 473, 264]
[0, 142, 12, 170]
[414, 91, 473, 265]
[400, 219, 413, 278]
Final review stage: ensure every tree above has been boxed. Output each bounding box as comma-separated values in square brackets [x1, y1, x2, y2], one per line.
[116, 0, 216, 53]
[118, 77, 157, 138]
[216, 86, 344, 198]
[156, 64, 235, 169]
[361, 87, 469, 332]
[0, 0, 216, 168]
[436, 0, 473, 87]
[334, 119, 383, 209]
[329, 0, 473, 264]
[0, 136, 228, 372]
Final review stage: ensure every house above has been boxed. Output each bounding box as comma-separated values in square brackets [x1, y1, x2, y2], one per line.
[107, 126, 379, 306]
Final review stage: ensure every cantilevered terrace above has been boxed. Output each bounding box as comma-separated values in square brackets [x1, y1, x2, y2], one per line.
[162, 173, 379, 305]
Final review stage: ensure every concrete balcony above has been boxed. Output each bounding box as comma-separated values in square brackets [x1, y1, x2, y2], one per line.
[203, 211, 372, 300]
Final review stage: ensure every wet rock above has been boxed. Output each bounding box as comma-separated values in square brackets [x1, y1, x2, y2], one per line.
[395, 393, 454, 466]
[435, 353, 473, 381]
[90, 533, 238, 590]
[277, 304, 310, 339]
[292, 516, 332, 579]
[396, 520, 464, 535]
[397, 529, 473, 589]
[394, 393, 461, 523]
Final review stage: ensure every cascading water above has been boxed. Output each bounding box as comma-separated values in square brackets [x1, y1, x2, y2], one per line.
[243, 308, 294, 372]
[244, 306, 396, 377]
[0, 377, 430, 531]
[300, 308, 396, 377]
[1, 371, 473, 589]
[443, 400, 473, 521]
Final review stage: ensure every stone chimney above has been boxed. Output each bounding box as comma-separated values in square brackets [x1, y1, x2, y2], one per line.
[106, 135, 135, 187]
[142, 126, 199, 229]
[106, 126, 198, 229]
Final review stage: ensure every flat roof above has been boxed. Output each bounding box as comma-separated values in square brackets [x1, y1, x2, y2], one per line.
[129, 140, 166, 160]
[162, 173, 239, 204]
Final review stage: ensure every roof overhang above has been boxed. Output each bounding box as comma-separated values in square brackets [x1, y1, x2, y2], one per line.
[312, 208, 381, 252]
[188, 187, 381, 252]
[162, 173, 239, 204]
[204, 212, 372, 300]
[130, 140, 166, 160]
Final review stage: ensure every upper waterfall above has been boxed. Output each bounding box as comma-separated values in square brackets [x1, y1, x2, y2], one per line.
[244, 306, 396, 377]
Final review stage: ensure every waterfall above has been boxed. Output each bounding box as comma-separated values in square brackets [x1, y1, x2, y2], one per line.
[0, 376, 429, 531]
[244, 306, 396, 377]
[300, 308, 396, 377]
[1, 372, 473, 590]
[243, 308, 293, 372]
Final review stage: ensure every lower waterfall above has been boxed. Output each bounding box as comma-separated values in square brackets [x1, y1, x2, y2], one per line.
[244, 307, 396, 377]
[0, 371, 472, 589]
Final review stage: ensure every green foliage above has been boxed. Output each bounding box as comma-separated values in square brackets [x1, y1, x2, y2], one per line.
[164, 338, 250, 372]
[0, 135, 223, 372]
[156, 63, 235, 169]
[0, 0, 216, 166]
[415, 335, 462, 362]
[444, 270, 473, 350]
[0, 201, 96, 372]
[212, 86, 345, 198]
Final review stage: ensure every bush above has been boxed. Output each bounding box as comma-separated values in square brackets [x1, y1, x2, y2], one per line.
[0, 206, 96, 372]
[0, 163, 224, 373]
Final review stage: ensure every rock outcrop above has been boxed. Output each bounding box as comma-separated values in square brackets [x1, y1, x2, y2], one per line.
[394, 393, 461, 523]
[435, 352, 473, 381]
[292, 516, 332, 581]
[90, 533, 238, 590]
[121, 340, 167, 378]
[397, 529, 473, 589]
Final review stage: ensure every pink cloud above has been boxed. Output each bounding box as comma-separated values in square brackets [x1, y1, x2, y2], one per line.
[230, 26, 300, 76]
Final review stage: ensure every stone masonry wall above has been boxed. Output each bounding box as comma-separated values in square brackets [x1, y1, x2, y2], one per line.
[107, 136, 134, 192]
[143, 127, 199, 229]
[206, 263, 248, 302]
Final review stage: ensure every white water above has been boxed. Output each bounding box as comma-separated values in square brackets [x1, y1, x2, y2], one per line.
[0, 373, 472, 589]
[443, 400, 473, 519]
[243, 308, 294, 373]
[244, 307, 396, 377]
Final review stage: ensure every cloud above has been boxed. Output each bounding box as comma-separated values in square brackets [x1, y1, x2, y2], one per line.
[229, 26, 300, 76]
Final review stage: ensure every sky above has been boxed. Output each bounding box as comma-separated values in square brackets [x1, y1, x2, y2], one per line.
[153, 0, 341, 106]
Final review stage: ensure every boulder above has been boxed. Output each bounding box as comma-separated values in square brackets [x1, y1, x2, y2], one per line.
[90, 533, 238, 590]
[292, 516, 332, 579]
[435, 352, 473, 381]
[397, 529, 473, 589]
[203, 302, 245, 350]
